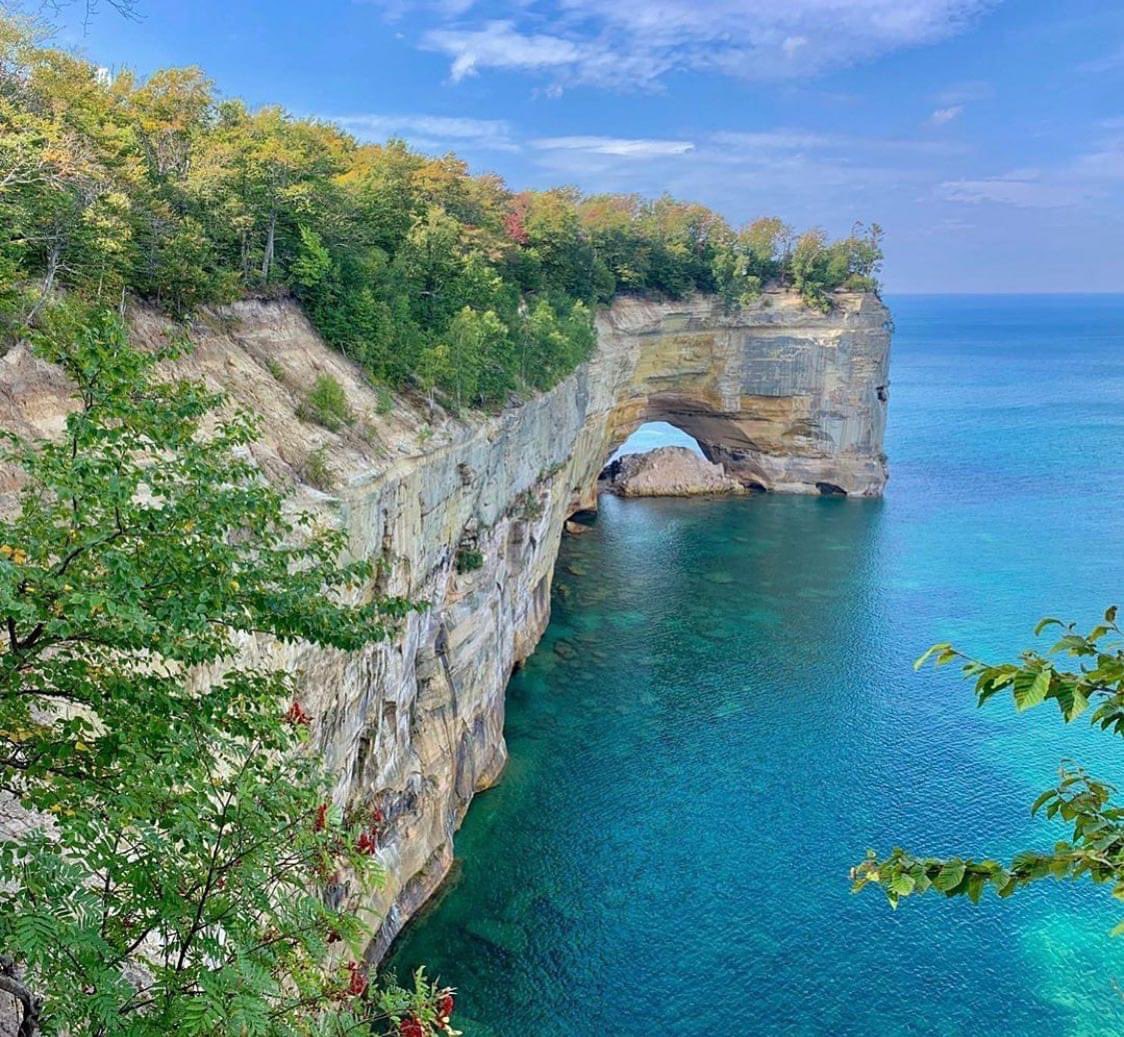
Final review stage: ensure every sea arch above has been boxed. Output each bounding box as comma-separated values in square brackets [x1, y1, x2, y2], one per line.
[569, 291, 892, 510]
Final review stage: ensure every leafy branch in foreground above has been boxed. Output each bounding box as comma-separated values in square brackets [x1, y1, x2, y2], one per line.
[0, 304, 459, 1035]
[852, 606, 1124, 922]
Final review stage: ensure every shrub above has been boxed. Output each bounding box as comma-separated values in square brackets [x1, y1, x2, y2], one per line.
[455, 546, 484, 574]
[298, 374, 353, 431]
[0, 308, 414, 1036]
[303, 445, 335, 490]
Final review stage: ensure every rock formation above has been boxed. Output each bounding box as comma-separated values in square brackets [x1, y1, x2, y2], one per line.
[0, 289, 891, 961]
[600, 446, 745, 496]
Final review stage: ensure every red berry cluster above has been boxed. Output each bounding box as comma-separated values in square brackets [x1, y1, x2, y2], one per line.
[347, 961, 368, 997]
[284, 700, 312, 726]
[355, 802, 388, 856]
[391, 988, 455, 1036]
[313, 802, 328, 832]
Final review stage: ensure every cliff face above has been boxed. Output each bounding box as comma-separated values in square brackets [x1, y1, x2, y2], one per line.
[0, 289, 891, 959]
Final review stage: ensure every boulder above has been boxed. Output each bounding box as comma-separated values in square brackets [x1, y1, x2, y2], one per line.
[599, 446, 746, 497]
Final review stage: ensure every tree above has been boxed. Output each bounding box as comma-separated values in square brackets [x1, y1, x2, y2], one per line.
[441, 305, 506, 409]
[0, 12, 882, 403]
[199, 104, 348, 285]
[0, 305, 462, 1035]
[853, 607, 1124, 924]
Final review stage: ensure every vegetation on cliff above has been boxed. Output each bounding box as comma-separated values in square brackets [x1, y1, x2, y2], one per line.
[854, 609, 1124, 923]
[0, 16, 882, 411]
[0, 309, 458, 1035]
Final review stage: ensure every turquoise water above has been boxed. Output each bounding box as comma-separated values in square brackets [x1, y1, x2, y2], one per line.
[389, 295, 1124, 1036]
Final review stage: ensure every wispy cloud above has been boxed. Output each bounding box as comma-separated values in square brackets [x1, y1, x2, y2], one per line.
[422, 21, 585, 83]
[710, 129, 965, 157]
[533, 136, 696, 157]
[928, 104, 964, 126]
[376, 0, 997, 89]
[329, 112, 518, 151]
[526, 125, 962, 223]
[934, 79, 993, 105]
[937, 124, 1124, 208]
[1078, 44, 1124, 74]
[938, 171, 1086, 208]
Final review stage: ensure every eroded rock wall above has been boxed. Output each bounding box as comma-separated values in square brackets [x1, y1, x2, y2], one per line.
[0, 289, 891, 960]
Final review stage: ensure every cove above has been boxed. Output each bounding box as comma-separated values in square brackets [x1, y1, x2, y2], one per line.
[389, 295, 1124, 1036]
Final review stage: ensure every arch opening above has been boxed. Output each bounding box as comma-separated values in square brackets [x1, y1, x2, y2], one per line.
[610, 420, 705, 463]
[596, 417, 768, 499]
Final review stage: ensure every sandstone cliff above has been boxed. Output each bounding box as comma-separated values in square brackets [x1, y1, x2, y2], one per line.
[0, 289, 891, 960]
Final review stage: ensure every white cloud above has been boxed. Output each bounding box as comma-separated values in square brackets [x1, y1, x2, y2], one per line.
[378, 0, 997, 88]
[422, 21, 585, 83]
[330, 112, 518, 152]
[533, 136, 696, 157]
[928, 104, 963, 125]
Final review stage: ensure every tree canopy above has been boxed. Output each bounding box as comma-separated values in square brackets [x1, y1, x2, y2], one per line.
[0, 15, 883, 411]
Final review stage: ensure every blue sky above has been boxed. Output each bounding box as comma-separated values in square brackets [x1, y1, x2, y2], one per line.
[50, 0, 1124, 292]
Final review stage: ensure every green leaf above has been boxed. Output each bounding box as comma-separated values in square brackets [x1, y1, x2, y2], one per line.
[1030, 789, 1056, 815]
[1014, 668, 1051, 712]
[932, 860, 967, 893]
[914, 643, 952, 671]
[890, 873, 916, 896]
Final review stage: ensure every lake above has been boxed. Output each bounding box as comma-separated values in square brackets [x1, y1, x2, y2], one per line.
[389, 295, 1124, 1036]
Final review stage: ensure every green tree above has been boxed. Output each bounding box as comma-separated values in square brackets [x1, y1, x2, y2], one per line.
[0, 306, 459, 1035]
[441, 305, 507, 409]
[853, 607, 1124, 922]
[0, 13, 882, 402]
[416, 341, 453, 408]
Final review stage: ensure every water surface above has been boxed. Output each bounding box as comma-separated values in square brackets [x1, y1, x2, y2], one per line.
[390, 295, 1124, 1035]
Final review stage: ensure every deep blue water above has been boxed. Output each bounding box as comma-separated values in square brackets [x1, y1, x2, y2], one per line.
[389, 295, 1124, 1036]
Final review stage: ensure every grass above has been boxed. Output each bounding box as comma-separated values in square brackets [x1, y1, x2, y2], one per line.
[302, 446, 335, 491]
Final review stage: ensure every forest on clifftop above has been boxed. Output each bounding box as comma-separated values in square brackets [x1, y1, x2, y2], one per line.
[0, 15, 882, 411]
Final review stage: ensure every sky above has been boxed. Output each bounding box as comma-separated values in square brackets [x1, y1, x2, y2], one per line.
[41, 0, 1124, 292]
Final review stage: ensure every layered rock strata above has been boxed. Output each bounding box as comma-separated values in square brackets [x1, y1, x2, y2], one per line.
[0, 289, 891, 960]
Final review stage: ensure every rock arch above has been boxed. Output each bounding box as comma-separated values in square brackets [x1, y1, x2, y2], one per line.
[583, 291, 892, 501]
[0, 290, 893, 967]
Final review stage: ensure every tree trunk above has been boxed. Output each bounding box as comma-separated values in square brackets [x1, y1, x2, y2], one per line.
[24, 241, 62, 325]
[0, 956, 42, 1037]
[261, 209, 276, 282]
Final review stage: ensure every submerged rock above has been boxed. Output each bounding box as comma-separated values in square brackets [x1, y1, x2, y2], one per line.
[599, 446, 747, 497]
[463, 917, 529, 955]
